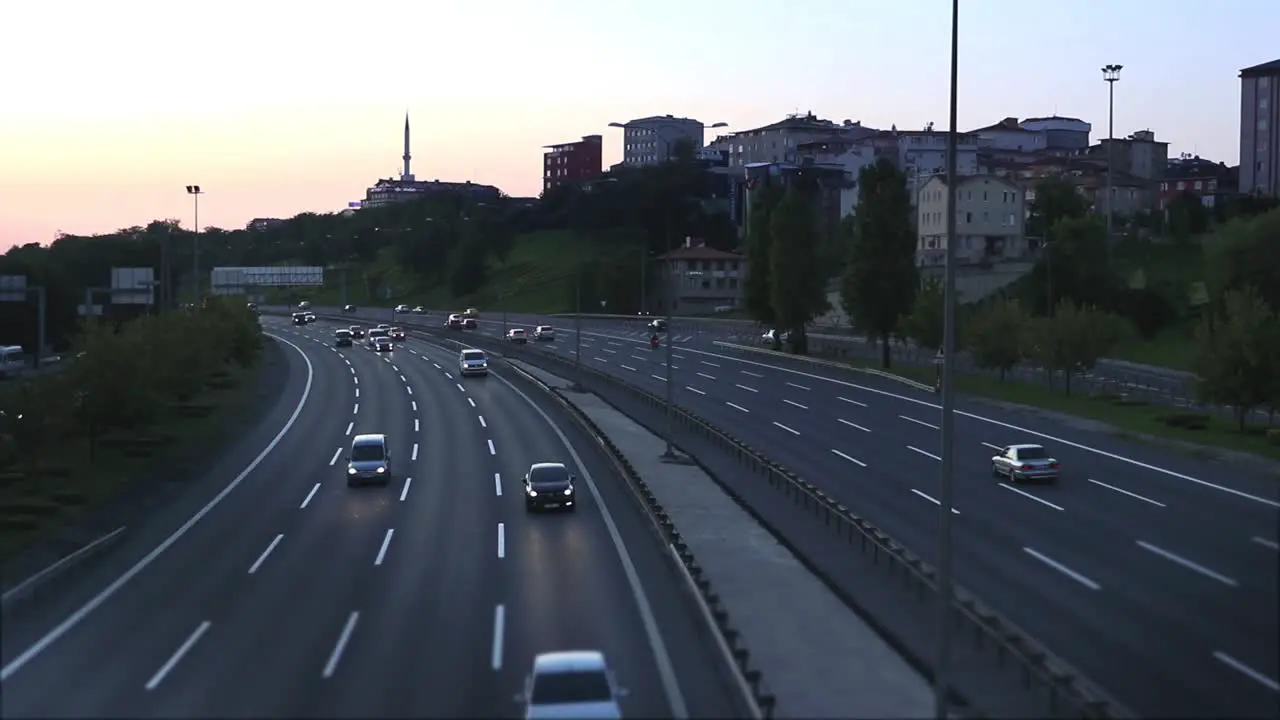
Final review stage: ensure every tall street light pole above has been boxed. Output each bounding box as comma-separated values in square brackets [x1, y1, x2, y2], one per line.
[1102, 64, 1122, 263]
[935, 0, 960, 716]
[185, 185, 204, 301]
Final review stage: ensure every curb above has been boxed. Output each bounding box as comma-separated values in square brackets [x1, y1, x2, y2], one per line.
[713, 341, 936, 392]
[1, 526, 127, 614]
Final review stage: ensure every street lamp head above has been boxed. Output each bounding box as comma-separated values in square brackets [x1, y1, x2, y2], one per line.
[607, 122, 626, 129]
[185, 185, 202, 194]
[707, 122, 728, 129]
[1101, 64, 1122, 81]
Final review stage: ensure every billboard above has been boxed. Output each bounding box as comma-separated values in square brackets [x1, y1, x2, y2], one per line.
[210, 266, 324, 295]
[111, 267, 156, 305]
[0, 275, 26, 302]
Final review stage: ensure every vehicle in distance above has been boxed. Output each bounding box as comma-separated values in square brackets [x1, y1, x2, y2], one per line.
[389, 327, 406, 341]
[412, 305, 426, 314]
[349, 325, 366, 338]
[508, 328, 528, 344]
[343, 304, 357, 313]
[346, 434, 391, 487]
[462, 317, 478, 329]
[373, 336, 394, 352]
[375, 324, 390, 331]
[292, 312, 307, 326]
[991, 444, 1060, 483]
[520, 650, 624, 719]
[463, 307, 480, 318]
[0, 345, 25, 379]
[334, 329, 353, 347]
[304, 312, 317, 323]
[445, 314, 463, 330]
[395, 304, 410, 313]
[367, 328, 389, 347]
[523, 462, 576, 512]
[297, 301, 311, 310]
[761, 329, 789, 345]
[459, 349, 488, 376]
[648, 318, 667, 332]
[246, 302, 259, 313]
[534, 325, 555, 341]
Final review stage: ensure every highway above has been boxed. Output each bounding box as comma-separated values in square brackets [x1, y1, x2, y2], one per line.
[0, 318, 747, 718]
[336, 306, 1280, 718]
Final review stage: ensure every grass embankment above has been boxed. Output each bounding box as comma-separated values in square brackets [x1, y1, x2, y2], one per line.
[813, 351, 1280, 463]
[0, 361, 271, 564]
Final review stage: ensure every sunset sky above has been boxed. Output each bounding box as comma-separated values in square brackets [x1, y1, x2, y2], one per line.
[2, 0, 1274, 250]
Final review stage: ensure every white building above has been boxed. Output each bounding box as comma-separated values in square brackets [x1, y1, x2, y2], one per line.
[915, 175, 1028, 267]
[616, 115, 709, 166]
[971, 117, 1046, 154]
[708, 112, 878, 168]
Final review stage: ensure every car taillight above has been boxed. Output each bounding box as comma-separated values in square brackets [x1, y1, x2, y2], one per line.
[1020, 464, 1032, 471]
[1049, 463, 1059, 469]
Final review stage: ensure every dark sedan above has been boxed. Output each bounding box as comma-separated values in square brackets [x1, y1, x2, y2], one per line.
[523, 462, 577, 512]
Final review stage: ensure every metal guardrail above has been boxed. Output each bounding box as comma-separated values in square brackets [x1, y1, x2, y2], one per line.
[276, 310, 1135, 719]
[1, 526, 127, 613]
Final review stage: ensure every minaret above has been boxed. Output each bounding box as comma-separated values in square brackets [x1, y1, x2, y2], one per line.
[401, 113, 414, 181]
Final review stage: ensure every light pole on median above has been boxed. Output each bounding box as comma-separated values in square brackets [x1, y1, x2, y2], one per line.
[935, 0, 960, 716]
[1102, 64, 1122, 264]
[572, 274, 583, 391]
[185, 185, 204, 301]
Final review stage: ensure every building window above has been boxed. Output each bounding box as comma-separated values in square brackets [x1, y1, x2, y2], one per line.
[1176, 181, 1185, 190]
[965, 211, 972, 223]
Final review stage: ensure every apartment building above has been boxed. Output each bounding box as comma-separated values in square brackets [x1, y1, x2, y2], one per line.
[709, 112, 877, 168]
[543, 134, 602, 192]
[616, 115, 709, 166]
[1239, 59, 1280, 196]
[1159, 155, 1237, 211]
[916, 175, 1028, 267]
[655, 243, 747, 314]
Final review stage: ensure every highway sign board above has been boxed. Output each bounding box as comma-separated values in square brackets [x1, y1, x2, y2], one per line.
[111, 267, 156, 305]
[0, 275, 27, 302]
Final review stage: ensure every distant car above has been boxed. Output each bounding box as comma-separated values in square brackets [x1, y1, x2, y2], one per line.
[412, 306, 426, 314]
[507, 328, 528, 344]
[367, 328, 389, 347]
[519, 650, 625, 719]
[334, 330, 353, 347]
[349, 325, 365, 338]
[459, 349, 488, 377]
[463, 307, 480, 318]
[375, 324, 390, 331]
[394, 304, 410, 313]
[462, 318, 478, 329]
[297, 301, 311, 311]
[246, 302, 259, 313]
[373, 336, 394, 353]
[523, 462, 577, 512]
[304, 312, 317, 323]
[343, 304, 357, 313]
[445, 314, 463, 330]
[292, 312, 307, 326]
[346, 434, 391, 487]
[991, 444, 1060, 483]
[648, 318, 667, 332]
[389, 327, 406, 341]
[534, 325, 555, 341]
[761, 329, 789, 346]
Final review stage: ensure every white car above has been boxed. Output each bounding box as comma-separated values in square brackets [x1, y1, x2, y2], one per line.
[459, 349, 488, 376]
[761, 329, 789, 345]
[394, 304, 410, 313]
[507, 328, 528, 344]
[534, 325, 556, 341]
[519, 651, 625, 719]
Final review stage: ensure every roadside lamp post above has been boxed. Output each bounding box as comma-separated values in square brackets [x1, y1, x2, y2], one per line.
[1102, 64, 1123, 264]
[185, 185, 204, 301]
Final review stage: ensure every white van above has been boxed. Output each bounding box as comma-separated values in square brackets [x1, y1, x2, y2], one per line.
[459, 349, 488, 376]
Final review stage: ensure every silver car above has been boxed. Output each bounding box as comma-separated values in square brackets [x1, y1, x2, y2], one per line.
[991, 444, 1060, 483]
[346, 434, 391, 487]
[519, 651, 625, 719]
[459, 349, 489, 376]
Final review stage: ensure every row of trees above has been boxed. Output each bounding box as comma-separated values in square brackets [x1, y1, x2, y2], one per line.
[0, 298, 264, 469]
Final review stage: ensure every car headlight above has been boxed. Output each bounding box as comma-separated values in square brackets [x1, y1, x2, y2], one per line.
[528, 490, 537, 497]
[347, 467, 357, 475]
[376, 466, 385, 473]
[563, 487, 573, 496]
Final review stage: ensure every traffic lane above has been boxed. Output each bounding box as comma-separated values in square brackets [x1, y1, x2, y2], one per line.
[308, 343, 507, 718]
[0, 330, 354, 717]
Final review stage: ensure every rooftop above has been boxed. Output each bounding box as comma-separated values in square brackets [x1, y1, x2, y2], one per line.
[1022, 115, 1087, 124]
[657, 245, 745, 261]
[1240, 59, 1280, 78]
[972, 117, 1036, 133]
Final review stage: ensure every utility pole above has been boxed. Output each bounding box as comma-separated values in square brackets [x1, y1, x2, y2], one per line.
[573, 277, 583, 390]
[1102, 64, 1122, 264]
[186, 185, 204, 301]
[934, 0, 960, 716]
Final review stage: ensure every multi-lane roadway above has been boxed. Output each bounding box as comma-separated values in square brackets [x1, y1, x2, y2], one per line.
[0, 317, 747, 718]
[337, 306, 1280, 719]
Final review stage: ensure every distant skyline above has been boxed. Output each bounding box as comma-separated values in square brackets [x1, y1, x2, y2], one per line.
[2, 0, 1276, 250]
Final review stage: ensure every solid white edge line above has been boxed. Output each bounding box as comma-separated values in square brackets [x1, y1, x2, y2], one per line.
[1, 332, 315, 683]
[322, 611, 360, 678]
[374, 529, 395, 566]
[247, 534, 284, 574]
[1136, 540, 1238, 586]
[488, 365, 688, 718]
[145, 620, 212, 690]
[399, 477, 412, 502]
[491, 604, 505, 670]
[1023, 547, 1101, 591]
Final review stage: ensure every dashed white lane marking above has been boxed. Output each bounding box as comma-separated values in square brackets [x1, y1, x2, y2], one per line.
[741, 370, 764, 378]
[907, 445, 940, 461]
[414, 418, 420, 432]
[701, 361, 719, 367]
[631, 355, 647, 362]
[786, 382, 810, 391]
[354, 388, 360, 398]
[352, 403, 359, 414]
[831, 449, 866, 467]
[456, 383, 466, 392]
[999, 483, 1065, 511]
[433, 362, 441, 369]
[399, 374, 407, 383]
[478, 416, 487, 428]
[497, 523, 505, 558]
[1087, 478, 1165, 507]
[1213, 650, 1280, 692]
[772, 421, 800, 436]
[981, 442, 1003, 451]
[299, 483, 320, 509]
[911, 488, 961, 514]
[621, 364, 637, 372]
[145, 621, 211, 690]
[1023, 547, 1100, 590]
[344, 421, 353, 436]
[323, 612, 359, 678]
[673, 353, 686, 360]
[595, 357, 608, 363]
[1251, 536, 1279, 551]
[444, 372, 453, 379]
[685, 386, 705, 395]
[697, 372, 716, 380]
[494, 473, 502, 496]
[411, 400, 418, 411]
[328, 447, 342, 466]
[784, 399, 808, 410]
[604, 348, 618, 354]
[467, 397, 476, 408]
[838, 396, 868, 407]
[248, 534, 284, 574]
[399, 477, 412, 502]
[900, 414, 940, 430]
[487, 439, 496, 455]
[1137, 540, 1238, 586]
[735, 384, 757, 393]
[726, 402, 749, 413]
[491, 605, 505, 671]
[406, 386, 413, 395]
[411, 443, 419, 461]
[838, 418, 870, 432]
[374, 529, 395, 566]
[651, 374, 666, 381]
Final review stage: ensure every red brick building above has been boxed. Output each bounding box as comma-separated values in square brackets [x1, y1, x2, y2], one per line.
[1158, 155, 1237, 211]
[543, 134, 602, 193]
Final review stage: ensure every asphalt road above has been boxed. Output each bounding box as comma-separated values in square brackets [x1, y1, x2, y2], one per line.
[0, 318, 746, 718]
[331, 306, 1280, 719]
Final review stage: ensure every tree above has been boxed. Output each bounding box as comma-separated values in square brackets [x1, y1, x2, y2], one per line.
[901, 275, 944, 352]
[769, 183, 829, 354]
[1023, 215, 1119, 315]
[1166, 191, 1210, 242]
[743, 183, 784, 325]
[1192, 288, 1280, 431]
[1027, 177, 1088, 242]
[841, 158, 917, 368]
[1027, 300, 1128, 395]
[964, 297, 1029, 380]
[1205, 208, 1280, 315]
